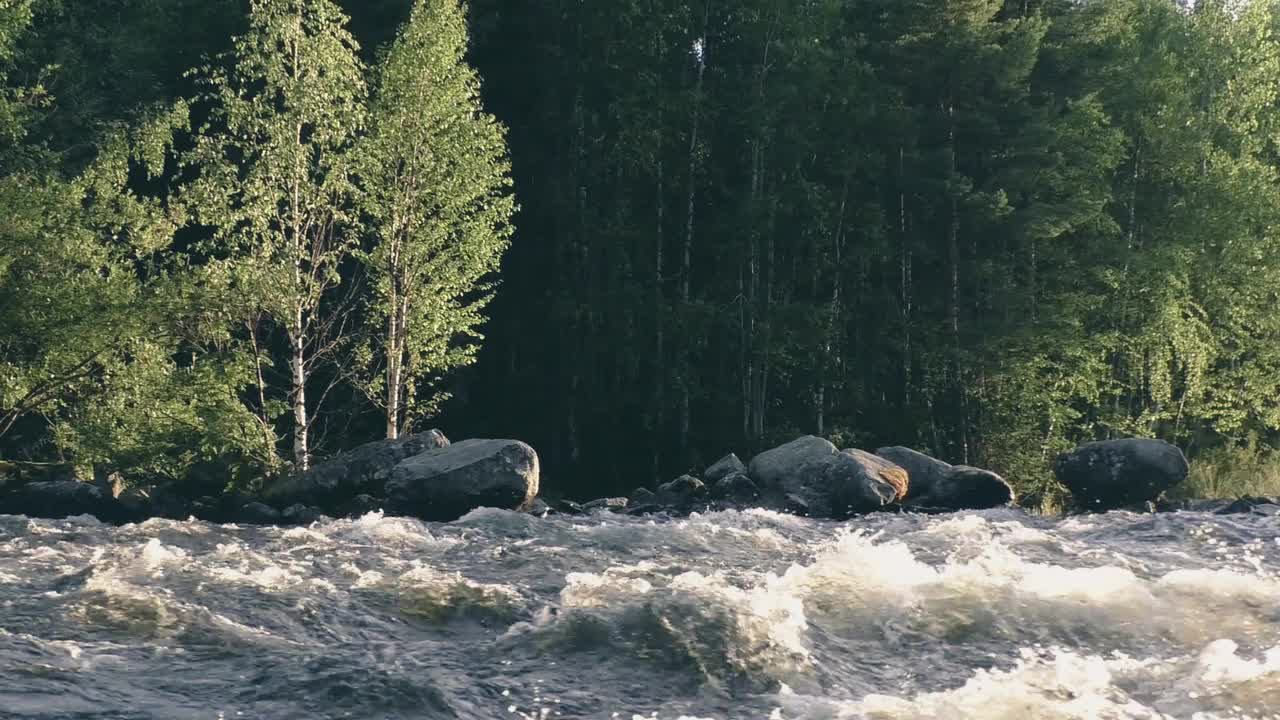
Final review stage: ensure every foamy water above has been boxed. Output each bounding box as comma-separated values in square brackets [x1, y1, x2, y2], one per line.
[0, 507, 1276, 719]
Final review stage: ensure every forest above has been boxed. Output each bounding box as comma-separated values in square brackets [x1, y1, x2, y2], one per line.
[4, 0, 1280, 505]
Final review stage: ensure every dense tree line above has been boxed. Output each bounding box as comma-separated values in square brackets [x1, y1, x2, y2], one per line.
[4, 0, 1280, 504]
[466, 0, 1280, 501]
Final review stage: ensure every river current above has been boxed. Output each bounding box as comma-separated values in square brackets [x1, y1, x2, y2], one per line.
[0, 507, 1277, 719]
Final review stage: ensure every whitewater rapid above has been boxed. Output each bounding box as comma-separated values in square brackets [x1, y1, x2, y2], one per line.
[0, 507, 1276, 719]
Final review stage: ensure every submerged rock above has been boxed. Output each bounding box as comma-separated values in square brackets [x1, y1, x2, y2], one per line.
[281, 504, 323, 525]
[747, 436, 903, 518]
[1157, 496, 1280, 516]
[703, 453, 746, 484]
[524, 497, 552, 517]
[556, 499, 585, 515]
[386, 439, 540, 522]
[583, 497, 629, 513]
[237, 502, 282, 525]
[875, 446, 1014, 510]
[1055, 438, 1188, 510]
[264, 430, 450, 511]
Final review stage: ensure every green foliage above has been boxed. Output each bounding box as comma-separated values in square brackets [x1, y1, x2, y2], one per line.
[1171, 444, 1280, 500]
[52, 343, 277, 489]
[355, 0, 514, 436]
[8, 0, 1280, 505]
[181, 0, 369, 469]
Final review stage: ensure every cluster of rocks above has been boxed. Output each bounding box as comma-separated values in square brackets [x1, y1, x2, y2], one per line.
[2, 428, 1269, 525]
[0, 432, 541, 526]
[556, 435, 1016, 520]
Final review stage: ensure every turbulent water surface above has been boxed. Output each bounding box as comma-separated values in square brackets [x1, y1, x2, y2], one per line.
[0, 506, 1278, 719]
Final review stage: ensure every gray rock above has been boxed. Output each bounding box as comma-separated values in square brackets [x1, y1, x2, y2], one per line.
[189, 496, 224, 522]
[524, 497, 552, 517]
[556, 499, 585, 515]
[386, 439, 540, 522]
[281, 504, 323, 525]
[1055, 438, 1189, 510]
[748, 436, 838, 491]
[583, 497, 629, 512]
[712, 472, 760, 504]
[149, 487, 191, 520]
[342, 494, 383, 517]
[1214, 497, 1280, 516]
[747, 436, 903, 518]
[877, 446, 1014, 510]
[934, 466, 1015, 509]
[264, 430, 450, 509]
[657, 475, 709, 510]
[238, 502, 282, 525]
[3, 481, 124, 522]
[629, 487, 658, 506]
[875, 447, 951, 501]
[1158, 496, 1280, 516]
[116, 488, 153, 523]
[704, 453, 747, 484]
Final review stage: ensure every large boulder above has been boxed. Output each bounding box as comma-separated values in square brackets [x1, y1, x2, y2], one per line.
[1054, 438, 1189, 510]
[876, 446, 1014, 510]
[264, 430, 449, 511]
[386, 439, 540, 522]
[704, 454, 746, 484]
[874, 447, 951, 501]
[2, 481, 132, 523]
[747, 436, 903, 518]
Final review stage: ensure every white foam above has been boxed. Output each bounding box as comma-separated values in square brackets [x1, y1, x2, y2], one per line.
[765, 528, 1277, 646]
[140, 538, 188, 569]
[206, 564, 303, 591]
[397, 563, 524, 616]
[327, 511, 459, 550]
[1194, 640, 1280, 685]
[771, 639, 1280, 720]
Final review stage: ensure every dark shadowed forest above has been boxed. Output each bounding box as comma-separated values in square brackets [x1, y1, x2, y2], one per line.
[5, 0, 1280, 502]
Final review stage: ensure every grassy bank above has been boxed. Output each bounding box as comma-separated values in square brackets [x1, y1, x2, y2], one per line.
[1171, 446, 1280, 500]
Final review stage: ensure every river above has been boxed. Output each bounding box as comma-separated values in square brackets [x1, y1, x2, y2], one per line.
[0, 507, 1276, 719]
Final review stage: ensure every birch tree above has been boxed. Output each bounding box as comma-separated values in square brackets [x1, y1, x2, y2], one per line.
[357, 0, 514, 439]
[183, 0, 366, 470]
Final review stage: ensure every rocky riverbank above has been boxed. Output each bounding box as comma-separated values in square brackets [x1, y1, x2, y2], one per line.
[2, 431, 1275, 525]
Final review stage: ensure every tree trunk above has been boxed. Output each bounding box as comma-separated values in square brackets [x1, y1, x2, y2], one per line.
[898, 146, 913, 410]
[946, 91, 969, 464]
[819, 178, 849, 436]
[653, 15, 667, 479]
[679, 0, 711, 461]
[385, 297, 404, 440]
[289, 312, 309, 472]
